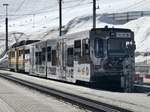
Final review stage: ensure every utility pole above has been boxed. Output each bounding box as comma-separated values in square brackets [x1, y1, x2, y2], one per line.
[59, 0, 62, 36]
[3, 3, 9, 52]
[93, 0, 96, 29]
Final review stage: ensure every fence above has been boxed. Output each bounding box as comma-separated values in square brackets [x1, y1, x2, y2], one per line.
[103, 11, 150, 24]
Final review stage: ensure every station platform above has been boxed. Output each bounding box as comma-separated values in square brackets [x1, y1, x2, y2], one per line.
[0, 73, 89, 112]
[0, 70, 150, 112]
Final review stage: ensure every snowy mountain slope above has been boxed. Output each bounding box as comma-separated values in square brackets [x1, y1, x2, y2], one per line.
[0, 0, 150, 63]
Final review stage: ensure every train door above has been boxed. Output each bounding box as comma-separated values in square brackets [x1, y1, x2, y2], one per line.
[35, 44, 42, 76]
[24, 49, 30, 73]
[56, 39, 66, 81]
[8, 49, 16, 71]
[66, 45, 75, 82]
[61, 39, 67, 80]
[73, 39, 91, 82]
[41, 46, 47, 77]
[30, 45, 35, 75]
[16, 47, 25, 72]
[15, 48, 19, 72]
[35, 45, 39, 75]
[35, 42, 47, 77]
[46, 40, 58, 80]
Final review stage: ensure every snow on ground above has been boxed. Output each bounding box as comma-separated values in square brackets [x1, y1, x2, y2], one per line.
[0, 0, 150, 63]
[135, 55, 148, 63]
[0, 75, 89, 112]
[124, 17, 150, 52]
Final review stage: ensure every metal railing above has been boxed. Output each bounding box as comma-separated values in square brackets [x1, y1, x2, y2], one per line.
[103, 11, 150, 24]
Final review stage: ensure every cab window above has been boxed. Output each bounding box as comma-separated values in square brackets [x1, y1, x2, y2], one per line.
[94, 39, 103, 58]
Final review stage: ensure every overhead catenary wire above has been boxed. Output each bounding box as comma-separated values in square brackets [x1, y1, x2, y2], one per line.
[0, 0, 92, 17]
[1, 0, 150, 18]
[15, 0, 27, 12]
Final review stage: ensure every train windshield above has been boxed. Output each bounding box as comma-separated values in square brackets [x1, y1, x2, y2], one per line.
[108, 38, 130, 55]
[94, 38, 103, 58]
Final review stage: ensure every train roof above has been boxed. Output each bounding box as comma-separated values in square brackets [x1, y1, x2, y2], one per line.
[11, 40, 40, 48]
[91, 27, 133, 32]
[9, 27, 133, 48]
[60, 27, 133, 40]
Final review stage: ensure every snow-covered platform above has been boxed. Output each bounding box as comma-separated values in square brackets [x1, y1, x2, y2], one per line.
[0, 70, 150, 112]
[0, 71, 88, 112]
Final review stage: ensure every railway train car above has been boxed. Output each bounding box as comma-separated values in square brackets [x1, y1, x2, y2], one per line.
[8, 27, 136, 92]
[8, 40, 39, 72]
[8, 48, 16, 70]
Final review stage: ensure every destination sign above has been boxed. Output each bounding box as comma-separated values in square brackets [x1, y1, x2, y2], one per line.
[116, 32, 131, 38]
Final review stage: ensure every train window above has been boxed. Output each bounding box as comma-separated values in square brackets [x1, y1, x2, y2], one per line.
[74, 40, 81, 48]
[82, 39, 89, 56]
[11, 51, 15, 57]
[52, 50, 57, 66]
[8, 52, 11, 60]
[74, 40, 81, 60]
[9, 52, 11, 58]
[13, 52, 15, 57]
[25, 49, 30, 54]
[18, 50, 23, 56]
[94, 39, 103, 58]
[39, 52, 42, 65]
[35, 52, 42, 65]
[108, 39, 126, 53]
[19, 50, 21, 56]
[42, 48, 46, 61]
[47, 46, 51, 62]
[18, 51, 21, 56]
[67, 47, 73, 67]
[35, 52, 38, 65]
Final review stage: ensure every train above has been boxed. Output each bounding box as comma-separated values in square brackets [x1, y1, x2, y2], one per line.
[8, 27, 136, 92]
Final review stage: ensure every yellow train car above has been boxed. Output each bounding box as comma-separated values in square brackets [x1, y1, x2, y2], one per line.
[16, 47, 25, 72]
[8, 48, 16, 71]
[8, 47, 25, 72]
[8, 40, 39, 72]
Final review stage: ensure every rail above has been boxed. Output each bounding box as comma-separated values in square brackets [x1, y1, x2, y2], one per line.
[134, 84, 150, 93]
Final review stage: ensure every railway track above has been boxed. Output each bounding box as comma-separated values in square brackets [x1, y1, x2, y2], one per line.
[134, 84, 150, 93]
[0, 73, 132, 112]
